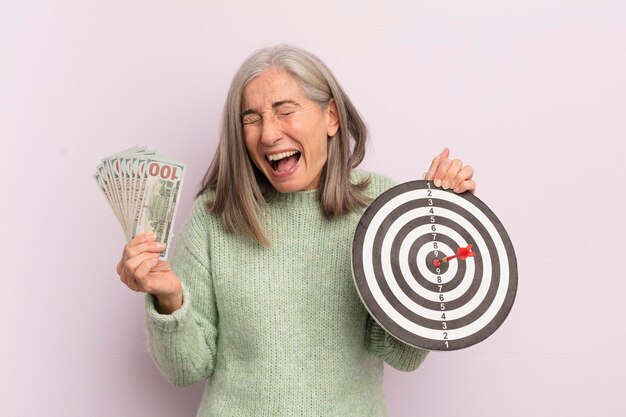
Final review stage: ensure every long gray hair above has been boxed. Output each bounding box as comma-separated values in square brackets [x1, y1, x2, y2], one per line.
[198, 44, 370, 245]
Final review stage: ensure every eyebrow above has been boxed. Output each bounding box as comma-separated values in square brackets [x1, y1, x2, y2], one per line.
[241, 100, 301, 117]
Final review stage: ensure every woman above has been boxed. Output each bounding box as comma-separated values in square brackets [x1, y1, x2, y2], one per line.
[117, 44, 475, 416]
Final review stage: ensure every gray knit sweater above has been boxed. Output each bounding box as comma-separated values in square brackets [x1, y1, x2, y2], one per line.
[144, 172, 428, 416]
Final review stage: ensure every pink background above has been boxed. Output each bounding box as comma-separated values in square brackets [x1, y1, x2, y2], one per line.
[2, 1, 625, 416]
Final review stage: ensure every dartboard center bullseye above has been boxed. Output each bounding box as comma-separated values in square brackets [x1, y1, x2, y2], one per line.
[425, 251, 449, 275]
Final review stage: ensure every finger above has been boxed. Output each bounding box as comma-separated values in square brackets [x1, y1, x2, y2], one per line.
[133, 258, 160, 292]
[119, 232, 158, 267]
[450, 165, 474, 190]
[128, 232, 158, 248]
[122, 251, 160, 281]
[149, 259, 171, 273]
[424, 147, 450, 181]
[116, 258, 123, 276]
[442, 159, 463, 190]
[135, 231, 158, 242]
[124, 241, 166, 260]
[433, 158, 452, 187]
[128, 277, 142, 292]
[452, 180, 476, 194]
[120, 271, 140, 292]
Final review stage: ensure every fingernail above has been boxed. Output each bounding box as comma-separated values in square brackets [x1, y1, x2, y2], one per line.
[442, 181, 449, 189]
[146, 232, 156, 239]
[434, 179, 442, 187]
[156, 242, 166, 248]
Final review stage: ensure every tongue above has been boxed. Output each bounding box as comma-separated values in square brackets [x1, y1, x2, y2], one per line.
[276, 154, 298, 172]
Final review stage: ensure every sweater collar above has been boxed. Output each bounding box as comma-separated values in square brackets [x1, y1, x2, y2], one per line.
[265, 188, 320, 207]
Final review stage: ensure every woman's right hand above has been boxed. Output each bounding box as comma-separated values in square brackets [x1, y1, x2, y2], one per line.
[116, 232, 183, 314]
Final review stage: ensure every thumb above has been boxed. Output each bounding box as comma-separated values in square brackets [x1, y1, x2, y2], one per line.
[424, 147, 451, 180]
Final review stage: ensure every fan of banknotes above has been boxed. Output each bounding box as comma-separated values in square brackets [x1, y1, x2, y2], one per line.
[94, 147, 186, 259]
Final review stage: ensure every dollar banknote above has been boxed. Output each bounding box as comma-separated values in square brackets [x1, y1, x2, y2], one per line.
[95, 147, 186, 259]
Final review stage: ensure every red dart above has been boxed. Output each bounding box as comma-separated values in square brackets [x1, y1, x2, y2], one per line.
[432, 244, 475, 267]
[445, 244, 475, 262]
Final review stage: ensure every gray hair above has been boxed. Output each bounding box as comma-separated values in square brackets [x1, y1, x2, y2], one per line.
[198, 44, 370, 245]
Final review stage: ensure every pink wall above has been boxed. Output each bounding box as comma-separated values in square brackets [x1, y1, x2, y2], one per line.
[2, 1, 625, 416]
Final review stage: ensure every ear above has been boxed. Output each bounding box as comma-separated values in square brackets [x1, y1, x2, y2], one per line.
[326, 98, 340, 137]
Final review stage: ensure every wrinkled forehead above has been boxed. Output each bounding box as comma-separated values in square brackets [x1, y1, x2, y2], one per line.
[242, 68, 308, 110]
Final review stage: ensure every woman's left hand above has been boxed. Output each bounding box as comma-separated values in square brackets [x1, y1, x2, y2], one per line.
[424, 148, 476, 194]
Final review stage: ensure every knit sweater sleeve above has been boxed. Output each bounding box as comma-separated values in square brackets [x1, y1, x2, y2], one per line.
[361, 172, 430, 372]
[143, 195, 218, 387]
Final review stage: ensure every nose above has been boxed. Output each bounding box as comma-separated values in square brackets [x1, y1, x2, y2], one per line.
[260, 113, 283, 145]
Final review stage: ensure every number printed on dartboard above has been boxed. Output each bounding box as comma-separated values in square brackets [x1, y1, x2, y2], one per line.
[427, 187, 450, 349]
[352, 179, 518, 351]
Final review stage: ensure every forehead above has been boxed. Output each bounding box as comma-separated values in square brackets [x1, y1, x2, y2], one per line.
[242, 68, 307, 108]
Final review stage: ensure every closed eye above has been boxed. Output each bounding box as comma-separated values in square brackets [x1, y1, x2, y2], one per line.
[242, 113, 261, 125]
[241, 101, 301, 125]
[274, 101, 301, 117]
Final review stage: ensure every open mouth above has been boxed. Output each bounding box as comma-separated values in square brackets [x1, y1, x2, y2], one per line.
[266, 150, 301, 174]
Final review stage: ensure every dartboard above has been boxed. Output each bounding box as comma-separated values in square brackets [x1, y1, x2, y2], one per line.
[352, 180, 517, 351]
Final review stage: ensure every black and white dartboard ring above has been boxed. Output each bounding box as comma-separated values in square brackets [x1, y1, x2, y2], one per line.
[352, 180, 517, 351]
